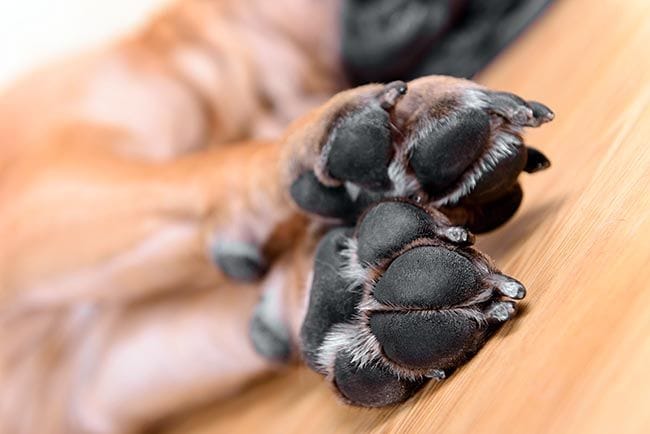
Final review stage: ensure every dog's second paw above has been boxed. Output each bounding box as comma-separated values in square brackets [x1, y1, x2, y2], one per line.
[300, 200, 525, 406]
[287, 76, 553, 231]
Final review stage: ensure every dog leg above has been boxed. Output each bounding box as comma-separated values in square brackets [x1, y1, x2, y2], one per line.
[0, 125, 296, 309]
[0, 131, 308, 432]
[55, 224, 310, 432]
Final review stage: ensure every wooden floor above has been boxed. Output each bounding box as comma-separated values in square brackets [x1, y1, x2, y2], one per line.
[3, 0, 648, 433]
[163, 0, 650, 433]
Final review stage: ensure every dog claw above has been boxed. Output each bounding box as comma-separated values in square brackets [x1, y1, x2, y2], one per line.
[485, 301, 517, 322]
[525, 147, 551, 173]
[528, 100, 555, 124]
[485, 274, 527, 300]
[489, 91, 555, 127]
[438, 225, 475, 246]
[424, 369, 446, 380]
[379, 80, 408, 109]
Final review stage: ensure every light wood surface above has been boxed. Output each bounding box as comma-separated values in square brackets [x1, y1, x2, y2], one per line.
[163, 0, 650, 432]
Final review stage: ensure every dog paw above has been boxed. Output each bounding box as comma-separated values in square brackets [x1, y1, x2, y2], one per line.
[300, 200, 525, 406]
[287, 76, 553, 231]
[212, 240, 267, 282]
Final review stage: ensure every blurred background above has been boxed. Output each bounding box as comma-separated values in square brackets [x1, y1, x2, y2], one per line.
[0, 0, 555, 89]
[0, 0, 171, 88]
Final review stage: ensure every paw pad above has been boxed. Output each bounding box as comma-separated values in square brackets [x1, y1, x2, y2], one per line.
[289, 77, 554, 232]
[300, 200, 526, 406]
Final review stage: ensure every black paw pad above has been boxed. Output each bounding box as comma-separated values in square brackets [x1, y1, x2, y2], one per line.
[290, 171, 358, 220]
[369, 311, 485, 370]
[410, 108, 490, 196]
[466, 145, 527, 203]
[212, 241, 267, 282]
[464, 183, 524, 234]
[356, 201, 437, 265]
[300, 228, 361, 372]
[333, 352, 424, 407]
[326, 107, 393, 191]
[373, 246, 481, 308]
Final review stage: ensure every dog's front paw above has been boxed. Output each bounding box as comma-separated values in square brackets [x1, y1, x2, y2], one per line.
[287, 76, 553, 231]
[300, 200, 525, 406]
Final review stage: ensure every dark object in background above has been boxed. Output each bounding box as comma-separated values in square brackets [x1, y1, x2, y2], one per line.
[342, 0, 554, 84]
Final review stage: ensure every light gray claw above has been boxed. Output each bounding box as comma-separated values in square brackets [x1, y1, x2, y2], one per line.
[485, 301, 516, 322]
[438, 225, 476, 246]
[424, 369, 446, 380]
[485, 274, 526, 300]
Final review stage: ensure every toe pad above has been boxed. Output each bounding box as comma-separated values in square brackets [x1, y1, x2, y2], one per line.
[373, 246, 481, 309]
[300, 228, 361, 371]
[213, 241, 266, 282]
[290, 171, 358, 220]
[357, 201, 437, 265]
[370, 311, 485, 370]
[326, 107, 393, 191]
[334, 352, 424, 407]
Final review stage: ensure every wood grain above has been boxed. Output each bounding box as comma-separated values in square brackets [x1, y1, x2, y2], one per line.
[163, 0, 650, 432]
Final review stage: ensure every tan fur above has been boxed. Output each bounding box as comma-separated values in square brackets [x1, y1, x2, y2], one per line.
[0, 0, 343, 432]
